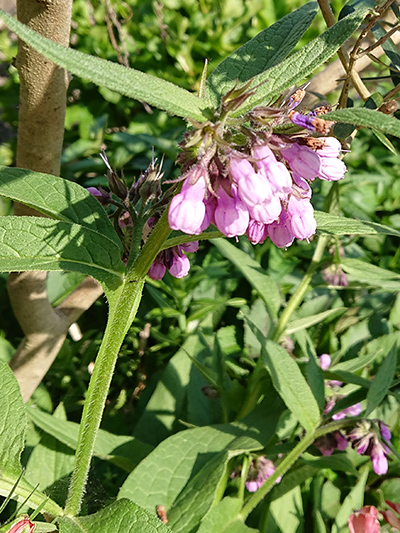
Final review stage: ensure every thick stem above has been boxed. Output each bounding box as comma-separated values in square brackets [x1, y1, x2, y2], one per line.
[65, 278, 145, 516]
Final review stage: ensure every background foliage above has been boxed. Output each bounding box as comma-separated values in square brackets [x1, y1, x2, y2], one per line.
[0, 0, 400, 531]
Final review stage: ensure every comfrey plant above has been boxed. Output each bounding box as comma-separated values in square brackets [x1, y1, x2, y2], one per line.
[0, 1, 400, 532]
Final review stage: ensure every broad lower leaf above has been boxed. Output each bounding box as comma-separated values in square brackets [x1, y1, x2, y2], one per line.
[118, 424, 263, 511]
[28, 406, 152, 472]
[231, 8, 369, 116]
[365, 344, 397, 416]
[0, 362, 26, 478]
[197, 498, 258, 533]
[58, 498, 172, 533]
[0, 167, 120, 246]
[0, 216, 125, 288]
[212, 239, 281, 318]
[206, 1, 318, 104]
[324, 107, 400, 139]
[0, 9, 209, 122]
[167, 452, 230, 533]
[315, 211, 400, 238]
[245, 319, 320, 432]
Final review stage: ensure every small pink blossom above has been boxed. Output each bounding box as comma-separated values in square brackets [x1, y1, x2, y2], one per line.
[348, 506, 380, 533]
[6, 517, 35, 533]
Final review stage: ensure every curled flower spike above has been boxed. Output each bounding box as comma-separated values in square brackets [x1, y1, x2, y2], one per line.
[167, 85, 346, 253]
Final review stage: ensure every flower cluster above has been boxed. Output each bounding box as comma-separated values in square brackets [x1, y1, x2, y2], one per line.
[349, 420, 392, 475]
[168, 88, 346, 250]
[148, 242, 198, 280]
[314, 354, 392, 475]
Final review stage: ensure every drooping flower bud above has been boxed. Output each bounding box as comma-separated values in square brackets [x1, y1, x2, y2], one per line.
[214, 185, 249, 238]
[168, 172, 207, 235]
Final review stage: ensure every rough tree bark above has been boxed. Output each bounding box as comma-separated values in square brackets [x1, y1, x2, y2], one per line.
[8, 0, 103, 402]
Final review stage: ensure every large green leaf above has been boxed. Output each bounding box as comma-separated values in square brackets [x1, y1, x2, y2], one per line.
[212, 239, 281, 318]
[167, 452, 230, 533]
[0, 216, 125, 287]
[245, 319, 320, 432]
[315, 211, 400, 238]
[324, 107, 400, 139]
[0, 9, 209, 122]
[231, 8, 369, 116]
[0, 167, 120, 245]
[58, 498, 172, 533]
[28, 406, 152, 472]
[0, 362, 27, 478]
[118, 424, 264, 511]
[206, 1, 318, 104]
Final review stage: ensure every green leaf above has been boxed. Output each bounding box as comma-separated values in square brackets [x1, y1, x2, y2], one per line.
[0, 363, 62, 516]
[267, 486, 304, 533]
[206, 1, 318, 104]
[332, 467, 369, 533]
[324, 107, 400, 139]
[212, 239, 281, 318]
[245, 318, 320, 432]
[0, 216, 125, 288]
[315, 211, 400, 238]
[0, 9, 209, 122]
[133, 333, 207, 446]
[28, 406, 152, 472]
[341, 258, 400, 291]
[197, 498, 258, 533]
[25, 404, 75, 493]
[118, 424, 263, 511]
[365, 344, 397, 416]
[167, 452, 230, 533]
[58, 498, 172, 533]
[0, 167, 120, 246]
[0, 362, 27, 478]
[286, 308, 346, 334]
[231, 8, 369, 116]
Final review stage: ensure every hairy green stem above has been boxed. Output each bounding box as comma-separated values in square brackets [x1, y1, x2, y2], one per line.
[271, 235, 329, 342]
[65, 210, 172, 516]
[240, 418, 356, 519]
[64, 278, 145, 516]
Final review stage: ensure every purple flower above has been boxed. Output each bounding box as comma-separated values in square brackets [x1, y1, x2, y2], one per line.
[282, 138, 346, 182]
[267, 207, 295, 249]
[148, 242, 198, 281]
[332, 402, 362, 421]
[287, 196, 316, 241]
[246, 219, 268, 244]
[214, 185, 249, 238]
[245, 457, 281, 492]
[168, 171, 207, 234]
[314, 431, 348, 456]
[253, 145, 292, 199]
[319, 354, 331, 370]
[348, 419, 392, 475]
[230, 157, 274, 207]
